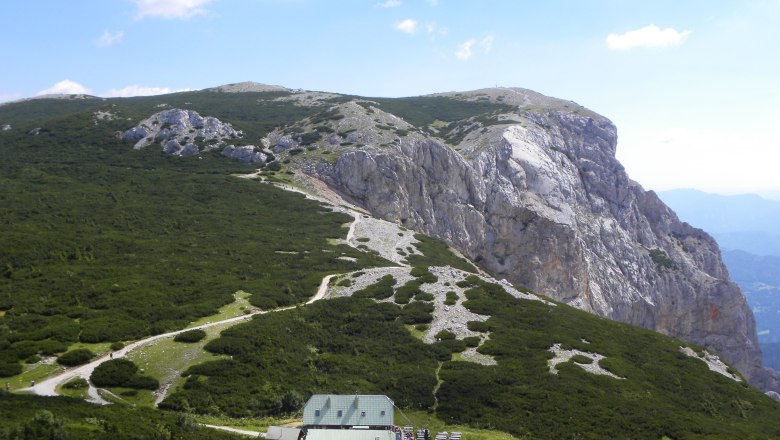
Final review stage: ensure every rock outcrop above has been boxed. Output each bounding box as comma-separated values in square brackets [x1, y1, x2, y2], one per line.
[122, 109, 268, 164]
[304, 88, 774, 389]
[221, 145, 267, 164]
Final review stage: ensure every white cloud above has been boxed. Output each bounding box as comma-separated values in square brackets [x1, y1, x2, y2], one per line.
[480, 34, 495, 53]
[395, 19, 418, 34]
[95, 30, 124, 48]
[426, 22, 447, 36]
[606, 25, 692, 50]
[455, 39, 476, 61]
[133, 0, 212, 20]
[36, 80, 91, 96]
[426, 0, 439, 5]
[103, 85, 192, 97]
[375, 0, 401, 8]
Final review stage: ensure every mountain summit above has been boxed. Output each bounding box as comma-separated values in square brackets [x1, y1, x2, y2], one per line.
[234, 85, 776, 392]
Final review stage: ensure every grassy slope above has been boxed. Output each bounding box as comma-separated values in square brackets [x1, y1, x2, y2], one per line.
[437, 278, 780, 439]
[164, 275, 780, 439]
[0, 102, 389, 371]
[0, 392, 242, 439]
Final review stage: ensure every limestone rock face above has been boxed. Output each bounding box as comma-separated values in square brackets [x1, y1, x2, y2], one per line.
[311, 94, 772, 388]
[222, 145, 267, 164]
[122, 109, 242, 158]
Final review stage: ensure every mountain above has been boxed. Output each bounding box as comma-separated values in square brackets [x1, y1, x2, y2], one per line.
[1, 85, 779, 437]
[659, 189, 780, 257]
[263, 88, 772, 389]
[723, 250, 780, 370]
[659, 190, 780, 369]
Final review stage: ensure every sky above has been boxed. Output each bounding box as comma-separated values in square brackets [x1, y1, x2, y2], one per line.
[1, 0, 778, 198]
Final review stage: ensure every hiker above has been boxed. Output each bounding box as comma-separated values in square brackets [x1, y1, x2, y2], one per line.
[5, 382, 9, 392]
[30, 380, 35, 387]
[110, 352, 113, 359]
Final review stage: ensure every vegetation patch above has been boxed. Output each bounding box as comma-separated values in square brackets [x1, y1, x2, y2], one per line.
[0, 393, 237, 439]
[336, 278, 353, 287]
[444, 291, 459, 306]
[395, 279, 422, 304]
[161, 298, 438, 417]
[353, 274, 396, 300]
[91, 359, 159, 390]
[56, 348, 95, 367]
[0, 110, 389, 367]
[649, 248, 678, 270]
[435, 277, 780, 439]
[173, 329, 207, 343]
[406, 235, 477, 272]
[62, 377, 88, 390]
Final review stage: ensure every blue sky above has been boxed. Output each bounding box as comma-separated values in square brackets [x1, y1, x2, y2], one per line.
[1, 0, 778, 197]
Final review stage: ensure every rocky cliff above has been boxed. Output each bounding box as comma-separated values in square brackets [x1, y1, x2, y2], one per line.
[265, 87, 775, 389]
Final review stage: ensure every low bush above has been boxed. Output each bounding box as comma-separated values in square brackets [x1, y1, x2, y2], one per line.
[570, 354, 593, 364]
[62, 378, 88, 390]
[174, 329, 207, 343]
[415, 292, 434, 302]
[406, 235, 477, 272]
[399, 301, 434, 325]
[0, 362, 22, 377]
[36, 340, 68, 355]
[395, 280, 422, 304]
[353, 275, 396, 300]
[444, 291, 458, 306]
[91, 359, 159, 390]
[436, 339, 467, 354]
[410, 266, 429, 278]
[463, 336, 481, 348]
[336, 278, 353, 287]
[466, 321, 492, 332]
[56, 349, 95, 367]
[435, 330, 456, 340]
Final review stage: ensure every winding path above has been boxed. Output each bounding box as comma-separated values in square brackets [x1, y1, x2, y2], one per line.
[21, 307, 275, 403]
[202, 424, 264, 438]
[21, 214, 358, 404]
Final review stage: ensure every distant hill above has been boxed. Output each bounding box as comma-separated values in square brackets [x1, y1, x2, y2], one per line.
[723, 250, 780, 370]
[658, 189, 780, 256]
[660, 188, 780, 370]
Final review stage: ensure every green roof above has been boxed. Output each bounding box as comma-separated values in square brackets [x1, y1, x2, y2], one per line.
[303, 395, 394, 427]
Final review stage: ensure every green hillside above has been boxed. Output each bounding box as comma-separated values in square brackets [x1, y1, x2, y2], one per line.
[1, 92, 779, 439]
[0, 392, 241, 439]
[161, 274, 780, 439]
[0, 98, 389, 372]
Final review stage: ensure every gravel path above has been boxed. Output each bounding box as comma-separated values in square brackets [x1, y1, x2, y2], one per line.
[202, 424, 264, 437]
[21, 215, 355, 403]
